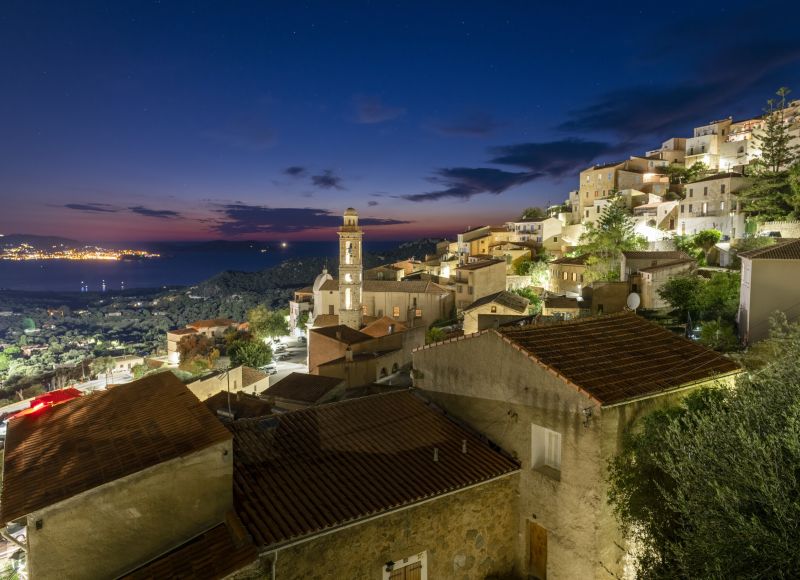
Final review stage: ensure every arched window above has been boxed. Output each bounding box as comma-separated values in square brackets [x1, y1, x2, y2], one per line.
[380, 368, 388, 378]
[391, 363, 399, 373]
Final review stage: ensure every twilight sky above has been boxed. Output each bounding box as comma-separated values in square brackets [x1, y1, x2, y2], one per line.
[1, 1, 799, 242]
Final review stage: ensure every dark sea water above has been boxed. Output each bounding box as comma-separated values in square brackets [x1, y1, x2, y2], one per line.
[0, 241, 402, 292]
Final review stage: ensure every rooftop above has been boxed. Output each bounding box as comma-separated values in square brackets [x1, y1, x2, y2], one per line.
[497, 312, 740, 405]
[738, 239, 800, 260]
[544, 295, 591, 309]
[638, 259, 696, 273]
[550, 254, 589, 265]
[317, 348, 402, 367]
[688, 171, 745, 184]
[122, 519, 257, 580]
[319, 279, 450, 294]
[188, 318, 237, 329]
[263, 372, 344, 404]
[241, 366, 268, 389]
[203, 391, 272, 420]
[464, 290, 529, 313]
[310, 324, 373, 345]
[230, 391, 519, 548]
[1, 373, 231, 522]
[621, 250, 692, 260]
[167, 327, 198, 336]
[360, 315, 408, 337]
[456, 259, 505, 271]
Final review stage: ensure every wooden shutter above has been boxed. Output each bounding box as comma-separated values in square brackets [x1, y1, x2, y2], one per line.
[529, 521, 547, 579]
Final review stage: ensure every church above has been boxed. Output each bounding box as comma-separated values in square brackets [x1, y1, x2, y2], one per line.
[301, 208, 453, 387]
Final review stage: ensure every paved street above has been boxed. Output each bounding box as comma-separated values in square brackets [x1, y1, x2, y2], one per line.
[268, 338, 308, 387]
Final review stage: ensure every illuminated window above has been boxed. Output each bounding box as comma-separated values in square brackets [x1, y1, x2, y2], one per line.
[562, 272, 568, 280]
[491, 306, 497, 313]
[362, 305, 368, 315]
[415, 308, 422, 318]
[392, 306, 400, 318]
[344, 273, 353, 283]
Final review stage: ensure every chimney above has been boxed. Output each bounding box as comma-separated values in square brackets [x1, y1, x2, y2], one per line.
[345, 349, 353, 362]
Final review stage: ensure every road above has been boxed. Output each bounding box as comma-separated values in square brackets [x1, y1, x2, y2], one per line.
[269, 338, 308, 386]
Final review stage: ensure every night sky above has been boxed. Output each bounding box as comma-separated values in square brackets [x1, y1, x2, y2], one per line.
[2, 1, 799, 242]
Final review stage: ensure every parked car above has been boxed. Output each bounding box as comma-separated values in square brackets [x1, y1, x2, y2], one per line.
[273, 344, 287, 353]
[260, 363, 278, 375]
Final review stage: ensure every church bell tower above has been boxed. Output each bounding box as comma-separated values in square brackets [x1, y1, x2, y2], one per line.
[338, 207, 363, 329]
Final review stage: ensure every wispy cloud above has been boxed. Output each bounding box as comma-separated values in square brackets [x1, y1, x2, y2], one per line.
[128, 206, 181, 219]
[489, 139, 614, 176]
[284, 166, 307, 177]
[212, 204, 410, 235]
[431, 111, 504, 137]
[353, 95, 405, 124]
[311, 170, 345, 190]
[401, 167, 538, 202]
[64, 203, 118, 213]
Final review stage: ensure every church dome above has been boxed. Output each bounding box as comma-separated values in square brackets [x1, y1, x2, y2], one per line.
[312, 268, 333, 293]
[344, 207, 358, 216]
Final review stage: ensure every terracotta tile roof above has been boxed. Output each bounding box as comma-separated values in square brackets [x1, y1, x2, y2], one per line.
[317, 348, 402, 367]
[497, 312, 740, 405]
[622, 250, 692, 260]
[360, 316, 408, 337]
[464, 291, 529, 313]
[319, 279, 450, 294]
[311, 313, 339, 327]
[543, 295, 591, 309]
[188, 318, 237, 329]
[310, 324, 373, 345]
[456, 259, 505, 271]
[241, 366, 268, 388]
[637, 259, 696, 273]
[122, 518, 257, 580]
[167, 327, 198, 336]
[230, 391, 520, 547]
[0, 373, 232, 522]
[204, 391, 272, 420]
[550, 254, 589, 265]
[263, 372, 344, 404]
[738, 238, 800, 260]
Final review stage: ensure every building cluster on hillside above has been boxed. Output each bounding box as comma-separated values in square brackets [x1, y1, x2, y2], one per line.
[4, 201, 800, 578]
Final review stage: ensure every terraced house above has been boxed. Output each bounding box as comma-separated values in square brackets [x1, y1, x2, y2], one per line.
[413, 312, 741, 579]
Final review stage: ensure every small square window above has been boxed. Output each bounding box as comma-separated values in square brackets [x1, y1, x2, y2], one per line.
[490, 306, 497, 313]
[415, 308, 422, 318]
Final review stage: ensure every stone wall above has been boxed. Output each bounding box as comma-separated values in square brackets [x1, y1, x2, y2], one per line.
[757, 220, 800, 238]
[262, 475, 519, 580]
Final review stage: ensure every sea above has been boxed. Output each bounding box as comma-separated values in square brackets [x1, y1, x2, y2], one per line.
[0, 241, 403, 292]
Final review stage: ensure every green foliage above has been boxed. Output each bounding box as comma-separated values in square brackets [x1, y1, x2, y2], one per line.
[698, 320, 739, 351]
[177, 333, 215, 361]
[658, 272, 740, 323]
[519, 206, 547, 220]
[0, 353, 9, 372]
[512, 287, 542, 315]
[228, 339, 272, 368]
[740, 88, 800, 220]
[297, 310, 310, 330]
[607, 338, 800, 578]
[664, 161, 708, 185]
[731, 236, 776, 269]
[21, 317, 36, 331]
[131, 363, 148, 379]
[693, 229, 722, 252]
[737, 312, 800, 371]
[425, 327, 446, 344]
[513, 258, 550, 287]
[577, 199, 646, 281]
[247, 305, 289, 340]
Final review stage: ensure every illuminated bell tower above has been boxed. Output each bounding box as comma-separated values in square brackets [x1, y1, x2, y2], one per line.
[338, 207, 363, 329]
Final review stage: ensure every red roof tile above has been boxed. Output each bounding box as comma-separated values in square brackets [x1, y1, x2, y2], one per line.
[456, 259, 505, 271]
[263, 372, 344, 404]
[738, 238, 800, 260]
[230, 391, 519, 547]
[498, 312, 740, 405]
[122, 518, 257, 580]
[0, 373, 232, 522]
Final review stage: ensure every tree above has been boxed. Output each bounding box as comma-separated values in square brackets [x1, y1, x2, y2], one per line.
[698, 320, 738, 351]
[0, 353, 9, 372]
[697, 272, 740, 322]
[740, 88, 800, 220]
[663, 161, 708, 185]
[512, 287, 542, 315]
[693, 229, 722, 253]
[425, 327, 446, 344]
[91, 356, 114, 383]
[514, 258, 550, 287]
[21, 318, 36, 332]
[657, 274, 705, 320]
[297, 310, 310, 332]
[177, 333, 215, 361]
[247, 305, 289, 340]
[229, 339, 272, 368]
[577, 199, 646, 281]
[607, 339, 800, 578]
[519, 207, 547, 220]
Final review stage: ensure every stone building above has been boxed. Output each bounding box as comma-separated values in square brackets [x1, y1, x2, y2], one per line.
[0, 373, 254, 579]
[185, 365, 269, 400]
[684, 117, 733, 171]
[338, 207, 364, 330]
[262, 371, 346, 411]
[230, 390, 521, 579]
[678, 172, 749, 238]
[413, 313, 741, 579]
[462, 290, 530, 335]
[548, 254, 589, 295]
[738, 239, 800, 344]
[454, 259, 507, 311]
[619, 250, 693, 281]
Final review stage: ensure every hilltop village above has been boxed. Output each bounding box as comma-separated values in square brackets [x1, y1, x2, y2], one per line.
[1, 95, 800, 579]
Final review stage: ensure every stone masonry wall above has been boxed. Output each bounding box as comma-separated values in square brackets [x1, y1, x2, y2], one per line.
[261, 475, 519, 580]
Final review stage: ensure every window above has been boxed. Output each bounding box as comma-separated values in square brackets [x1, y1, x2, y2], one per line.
[468, 286, 474, 295]
[490, 305, 497, 313]
[721, 184, 726, 194]
[689, 188, 693, 197]
[585, 210, 589, 218]
[384, 552, 427, 580]
[703, 187, 708, 196]
[562, 272, 568, 280]
[328, 305, 334, 315]
[680, 204, 685, 213]
[553, 236, 558, 242]
[415, 308, 422, 318]
[392, 306, 400, 318]
[596, 304, 604, 315]
[688, 204, 693, 213]
[531, 423, 561, 471]
[720, 201, 725, 211]
[571, 272, 577, 282]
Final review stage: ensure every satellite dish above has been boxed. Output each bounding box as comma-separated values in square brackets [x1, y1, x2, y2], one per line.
[626, 292, 641, 311]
